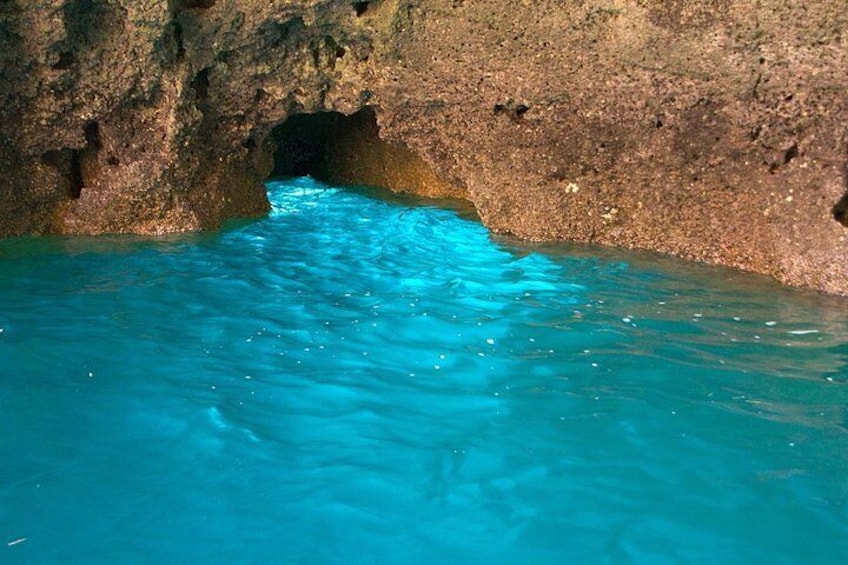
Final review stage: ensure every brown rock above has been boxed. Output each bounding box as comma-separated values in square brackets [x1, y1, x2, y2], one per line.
[0, 0, 846, 294]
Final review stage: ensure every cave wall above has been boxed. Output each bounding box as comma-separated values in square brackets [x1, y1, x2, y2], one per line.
[0, 0, 846, 294]
[270, 108, 464, 199]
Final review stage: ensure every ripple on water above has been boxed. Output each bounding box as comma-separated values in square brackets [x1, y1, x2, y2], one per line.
[0, 177, 847, 563]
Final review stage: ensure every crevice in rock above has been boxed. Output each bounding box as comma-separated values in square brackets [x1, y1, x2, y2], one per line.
[68, 149, 84, 199]
[191, 67, 211, 104]
[833, 194, 848, 227]
[268, 107, 464, 199]
[39, 121, 103, 201]
[84, 121, 101, 148]
[41, 148, 82, 199]
[833, 163, 848, 228]
[172, 19, 186, 61]
[783, 142, 798, 165]
[74, 121, 102, 198]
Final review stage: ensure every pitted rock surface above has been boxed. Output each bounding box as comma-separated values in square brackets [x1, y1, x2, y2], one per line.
[0, 1, 846, 293]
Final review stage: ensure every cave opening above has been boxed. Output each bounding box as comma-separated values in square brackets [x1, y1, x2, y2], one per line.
[269, 110, 348, 180]
[268, 106, 464, 200]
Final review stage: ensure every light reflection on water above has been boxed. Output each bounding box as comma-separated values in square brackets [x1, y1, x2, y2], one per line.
[0, 176, 847, 564]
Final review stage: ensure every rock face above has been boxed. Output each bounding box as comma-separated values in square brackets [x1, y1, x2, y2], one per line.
[1, 1, 846, 294]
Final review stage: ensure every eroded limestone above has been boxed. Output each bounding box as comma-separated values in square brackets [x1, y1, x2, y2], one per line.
[0, 0, 846, 293]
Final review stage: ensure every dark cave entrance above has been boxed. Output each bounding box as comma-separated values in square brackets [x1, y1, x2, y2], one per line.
[269, 110, 352, 180]
[267, 107, 464, 200]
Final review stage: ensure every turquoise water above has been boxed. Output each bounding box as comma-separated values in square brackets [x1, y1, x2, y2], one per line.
[1, 177, 847, 564]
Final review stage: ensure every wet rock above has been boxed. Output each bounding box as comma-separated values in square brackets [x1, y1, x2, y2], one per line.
[0, 0, 846, 294]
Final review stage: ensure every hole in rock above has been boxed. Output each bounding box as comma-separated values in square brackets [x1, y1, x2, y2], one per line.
[833, 195, 848, 227]
[177, 0, 217, 9]
[170, 19, 186, 62]
[268, 107, 464, 200]
[191, 68, 210, 102]
[783, 142, 798, 165]
[353, 2, 370, 17]
[834, 165, 848, 227]
[493, 100, 530, 121]
[69, 150, 84, 198]
[51, 50, 75, 70]
[84, 121, 101, 148]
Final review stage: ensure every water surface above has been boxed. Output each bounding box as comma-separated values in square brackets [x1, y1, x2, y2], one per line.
[1, 177, 847, 563]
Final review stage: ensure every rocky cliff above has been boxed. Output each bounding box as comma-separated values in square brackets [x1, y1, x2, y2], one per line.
[1, 0, 846, 293]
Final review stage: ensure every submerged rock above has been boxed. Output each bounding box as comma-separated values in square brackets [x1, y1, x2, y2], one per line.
[0, 0, 846, 294]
